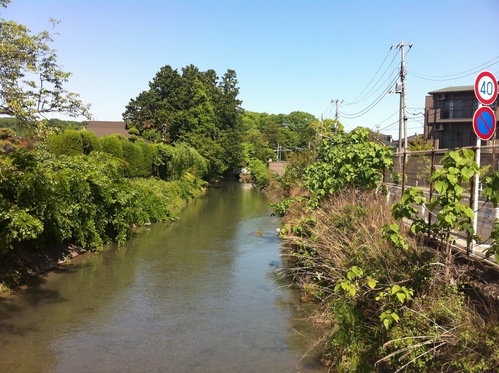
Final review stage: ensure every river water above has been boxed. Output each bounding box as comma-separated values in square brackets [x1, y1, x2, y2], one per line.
[0, 183, 324, 372]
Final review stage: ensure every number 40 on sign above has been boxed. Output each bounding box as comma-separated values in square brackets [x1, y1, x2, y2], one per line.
[474, 71, 498, 106]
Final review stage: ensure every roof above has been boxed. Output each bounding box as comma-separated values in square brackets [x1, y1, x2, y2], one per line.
[428, 85, 473, 95]
[86, 121, 130, 138]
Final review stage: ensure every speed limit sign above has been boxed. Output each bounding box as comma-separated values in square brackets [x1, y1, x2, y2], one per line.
[474, 71, 498, 105]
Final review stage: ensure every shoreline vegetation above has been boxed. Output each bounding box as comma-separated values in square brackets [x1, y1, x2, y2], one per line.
[269, 183, 499, 372]
[0, 128, 207, 293]
[0, 183, 205, 294]
[256, 133, 499, 372]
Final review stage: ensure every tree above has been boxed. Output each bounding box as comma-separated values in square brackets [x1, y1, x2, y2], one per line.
[0, 3, 90, 127]
[284, 111, 317, 148]
[123, 64, 244, 179]
[303, 127, 394, 202]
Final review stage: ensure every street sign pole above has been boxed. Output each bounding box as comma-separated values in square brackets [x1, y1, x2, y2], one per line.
[473, 132, 480, 255]
[472, 71, 498, 254]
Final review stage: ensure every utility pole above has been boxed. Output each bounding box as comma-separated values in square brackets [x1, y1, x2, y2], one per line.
[331, 99, 343, 121]
[393, 41, 412, 151]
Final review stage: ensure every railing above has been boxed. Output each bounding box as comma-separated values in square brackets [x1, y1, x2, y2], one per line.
[268, 161, 289, 176]
[384, 144, 499, 261]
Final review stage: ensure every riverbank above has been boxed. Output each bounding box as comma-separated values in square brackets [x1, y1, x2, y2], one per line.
[0, 243, 87, 293]
[0, 181, 206, 294]
[275, 187, 499, 372]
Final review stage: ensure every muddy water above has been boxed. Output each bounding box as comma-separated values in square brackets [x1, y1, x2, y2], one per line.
[0, 183, 325, 372]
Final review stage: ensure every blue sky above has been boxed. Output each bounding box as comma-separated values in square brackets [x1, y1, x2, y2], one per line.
[3, 0, 499, 139]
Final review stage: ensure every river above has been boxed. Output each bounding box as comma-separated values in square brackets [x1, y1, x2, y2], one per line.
[0, 183, 325, 372]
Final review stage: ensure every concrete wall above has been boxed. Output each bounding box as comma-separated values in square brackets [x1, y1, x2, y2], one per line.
[268, 161, 289, 176]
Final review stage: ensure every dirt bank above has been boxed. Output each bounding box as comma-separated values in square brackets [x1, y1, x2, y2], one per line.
[0, 244, 87, 293]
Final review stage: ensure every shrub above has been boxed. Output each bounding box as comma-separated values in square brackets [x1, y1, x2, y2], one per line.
[136, 141, 155, 177]
[155, 143, 173, 179]
[127, 127, 140, 136]
[122, 141, 144, 178]
[0, 149, 205, 253]
[80, 130, 101, 154]
[47, 129, 84, 156]
[0, 127, 15, 140]
[100, 135, 123, 158]
[248, 158, 271, 188]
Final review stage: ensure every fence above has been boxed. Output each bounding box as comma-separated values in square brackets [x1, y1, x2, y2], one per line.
[383, 144, 499, 260]
[268, 161, 289, 176]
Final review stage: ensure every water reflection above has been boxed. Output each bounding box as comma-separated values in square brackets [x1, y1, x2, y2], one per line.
[0, 183, 324, 372]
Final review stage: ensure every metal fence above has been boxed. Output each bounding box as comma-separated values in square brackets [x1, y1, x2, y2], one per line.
[383, 144, 499, 260]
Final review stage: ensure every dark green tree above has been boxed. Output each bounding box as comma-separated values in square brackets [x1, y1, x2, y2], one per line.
[123, 64, 244, 179]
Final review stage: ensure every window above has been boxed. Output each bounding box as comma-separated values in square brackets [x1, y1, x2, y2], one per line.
[440, 96, 477, 119]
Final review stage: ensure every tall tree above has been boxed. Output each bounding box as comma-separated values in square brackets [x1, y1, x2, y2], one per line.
[123, 64, 244, 178]
[0, 3, 90, 126]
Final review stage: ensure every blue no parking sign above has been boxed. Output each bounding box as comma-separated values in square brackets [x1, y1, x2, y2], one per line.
[473, 71, 497, 140]
[473, 106, 496, 141]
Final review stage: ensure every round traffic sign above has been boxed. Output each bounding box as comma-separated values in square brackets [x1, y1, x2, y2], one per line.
[473, 106, 496, 141]
[474, 71, 498, 105]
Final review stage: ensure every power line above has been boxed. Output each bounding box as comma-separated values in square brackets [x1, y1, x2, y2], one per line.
[379, 119, 399, 132]
[408, 55, 499, 81]
[345, 48, 398, 106]
[340, 74, 398, 119]
[372, 109, 399, 127]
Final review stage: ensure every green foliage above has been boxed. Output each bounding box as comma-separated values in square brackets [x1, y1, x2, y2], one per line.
[47, 129, 84, 156]
[325, 299, 375, 373]
[79, 130, 101, 154]
[123, 64, 244, 180]
[303, 127, 393, 200]
[99, 135, 123, 159]
[380, 287, 499, 372]
[180, 131, 227, 178]
[46, 129, 100, 156]
[0, 148, 204, 253]
[170, 142, 207, 180]
[127, 127, 140, 136]
[392, 149, 478, 279]
[154, 143, 173, 179]
[136, 141, 155, 177]
[482, 170, 499, 208]
[271, 196, 306, 217]
[381, 223, 409, 250]
[0, 127, 15, 139]
[481, 171, 499, 259]
[121, 141, 144, 178]
[0, 205, 44, 251]
[248, 158, 271, 188]
[279, 149, 316, 193]
[0, 12, 90, 126]
[277, 187, 499, 371]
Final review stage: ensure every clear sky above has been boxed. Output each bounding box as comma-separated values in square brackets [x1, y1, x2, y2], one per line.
[3, 0, 499, 139]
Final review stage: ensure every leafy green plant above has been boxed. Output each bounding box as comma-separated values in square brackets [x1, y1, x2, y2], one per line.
[248, 158, 271, 188]
[303, 127, 393, 201]
[99, 135, 123, 158]
[0, 147, 205, 253]
[392, 149, 478, 280]
[481, 171, 499, 260]
[47, 129, 84, 156]
[381, 223, 409, 250]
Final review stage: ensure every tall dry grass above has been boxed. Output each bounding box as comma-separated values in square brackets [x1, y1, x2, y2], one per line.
[277, 189, 499, 372]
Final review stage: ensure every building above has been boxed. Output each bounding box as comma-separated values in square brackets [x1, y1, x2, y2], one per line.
[424, 85, 498, 149]
[86, 121, 130, 138]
